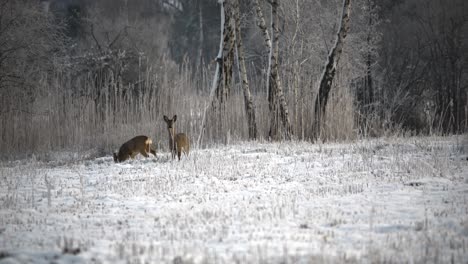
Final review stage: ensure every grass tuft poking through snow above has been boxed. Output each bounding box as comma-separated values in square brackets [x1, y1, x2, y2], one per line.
[0, 136, 467, 263]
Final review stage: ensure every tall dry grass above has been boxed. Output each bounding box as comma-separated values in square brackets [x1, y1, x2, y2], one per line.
[0, 54, 360, 160]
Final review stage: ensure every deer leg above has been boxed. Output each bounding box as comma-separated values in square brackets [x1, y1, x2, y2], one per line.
[145, 144, 150, 153]
[177, 151, 181, 161]
[150, 148, 156, 157]
[140, 150, 149, 158]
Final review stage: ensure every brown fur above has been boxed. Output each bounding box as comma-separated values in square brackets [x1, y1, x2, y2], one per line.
[113, 135, 156, 163]
[163, 115, 190, 161]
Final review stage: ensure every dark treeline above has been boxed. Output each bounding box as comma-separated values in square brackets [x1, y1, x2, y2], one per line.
[0, 0, 467, 158]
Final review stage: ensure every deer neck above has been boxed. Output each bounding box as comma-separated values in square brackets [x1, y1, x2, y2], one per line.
[167, 127, 176, 150]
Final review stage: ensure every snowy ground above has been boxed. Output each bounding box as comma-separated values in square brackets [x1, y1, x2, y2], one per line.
[1, 136, 467, 263]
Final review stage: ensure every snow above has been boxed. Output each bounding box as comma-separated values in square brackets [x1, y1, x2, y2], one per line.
[1, 136, 467, 263]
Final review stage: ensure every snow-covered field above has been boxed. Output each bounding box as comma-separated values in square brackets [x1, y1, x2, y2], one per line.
[1, 136, 467, 263]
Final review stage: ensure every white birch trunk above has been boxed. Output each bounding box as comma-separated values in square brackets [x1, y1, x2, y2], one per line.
[270, 0, 293, 140]
[197, 0, 225, 148]
[253, 0, 272, 96]
[234, 0, 257, 139]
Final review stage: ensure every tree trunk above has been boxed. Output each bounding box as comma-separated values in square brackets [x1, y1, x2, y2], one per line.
[234, 0, 257, 140]
[366, 0, 375, 111]
[357, 0, 375, 135]
[196, 0, 204, 92]
[271, 0, 292, 140]
[216, 1, 235, 105]
[197, 0, 226, 147]
[254, 0, 292, 140]
[313, 0, 352, 140]
[253, 0, 272, 91]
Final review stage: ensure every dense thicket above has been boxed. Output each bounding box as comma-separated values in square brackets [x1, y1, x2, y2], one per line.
[0, 0, 466, 159]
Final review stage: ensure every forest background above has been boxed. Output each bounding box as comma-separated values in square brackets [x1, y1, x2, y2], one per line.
[0, 0, 466, 159]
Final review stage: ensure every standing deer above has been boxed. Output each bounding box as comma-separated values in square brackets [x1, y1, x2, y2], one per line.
[113, 135, 156, 163]
[163, 115, 189, 161]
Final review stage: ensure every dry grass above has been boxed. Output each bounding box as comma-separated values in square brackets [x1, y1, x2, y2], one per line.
[0, 53, 364, 160]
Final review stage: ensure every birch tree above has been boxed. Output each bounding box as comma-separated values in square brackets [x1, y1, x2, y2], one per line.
[197, 0, 226, 147]
[212, 0, 236, 106]
[234, 0, 258, 139]
[313, 0, 352, 140]
[253, 0, 293, 140]
[198, 0, 258, 145]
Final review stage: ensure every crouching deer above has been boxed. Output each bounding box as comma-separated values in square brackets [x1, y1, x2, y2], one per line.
[113, 135, 156, 163]
[163, 115, 189, 161]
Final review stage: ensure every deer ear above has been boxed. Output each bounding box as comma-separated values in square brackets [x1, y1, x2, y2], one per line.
[173, 115, 177, 122]
[163, 115, 169, 122]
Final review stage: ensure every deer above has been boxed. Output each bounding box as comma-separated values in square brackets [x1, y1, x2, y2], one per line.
[113, 135, 156, 163]
[163, 115, 189, 161]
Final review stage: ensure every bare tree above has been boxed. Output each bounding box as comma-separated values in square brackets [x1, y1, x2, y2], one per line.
[234, 0, 258, 140]
[196, 0, 204, 71]
[313, 0, 352, 140]
[197, 0, 226, 147]
[0, 0, 66, 112]
[377, 0, 467, 134]
[253, 0, 293, 140]
[416, 0, 468, 133]
[216, 0, 236, 105]
[198, 0, 237, 146]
